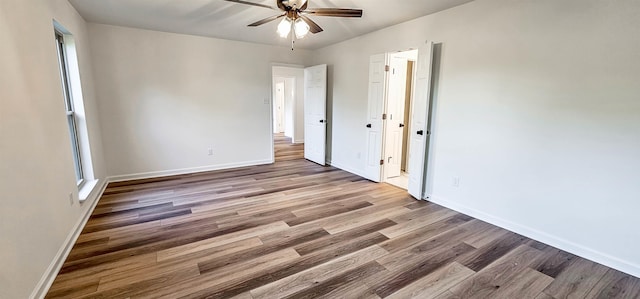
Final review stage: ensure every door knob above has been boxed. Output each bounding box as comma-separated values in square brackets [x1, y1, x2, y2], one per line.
[417, 130, 424, 135]
[399, 123, 405, 128]
[319, 119, 325, 123]
[366, 124, 372, 128]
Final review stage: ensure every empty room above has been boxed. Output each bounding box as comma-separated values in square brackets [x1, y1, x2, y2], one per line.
[2, 0, 640, 298]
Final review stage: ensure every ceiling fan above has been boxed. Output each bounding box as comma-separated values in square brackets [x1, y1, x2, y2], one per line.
[223, 0, 363, 41]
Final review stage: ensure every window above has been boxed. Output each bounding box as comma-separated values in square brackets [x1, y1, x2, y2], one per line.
[55, 31, 84, 185]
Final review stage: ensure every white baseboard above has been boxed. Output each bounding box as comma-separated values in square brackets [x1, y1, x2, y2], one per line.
[328, 160, 367, 179]
[108, 159, 273, 182]
[30, 159, 274, 297]
[428, 195, 640, 279]
[293, 138, 304, 144]
[30, 179, 108, 299]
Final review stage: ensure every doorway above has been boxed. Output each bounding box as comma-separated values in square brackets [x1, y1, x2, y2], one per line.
[270, 64, 328, 166]
[383, 50, 418, 190]
[271, 65, 304, 162]
[363, 42, 438, 199]
[272, 77, 295, 138]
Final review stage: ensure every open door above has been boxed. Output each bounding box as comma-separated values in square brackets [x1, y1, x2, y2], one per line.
[384, 55, 408, 179]
[363, 53, 387, 182]
[303, 64, 327, 165]
[407, 41, 435, 199]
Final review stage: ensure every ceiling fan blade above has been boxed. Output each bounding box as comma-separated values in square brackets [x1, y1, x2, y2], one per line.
[300, 0, 308, 11]
[304, 8, 363, 18]
[298, 15, 323, 34]
[224, 0, 278, 10]
[248, 13, 286, 27]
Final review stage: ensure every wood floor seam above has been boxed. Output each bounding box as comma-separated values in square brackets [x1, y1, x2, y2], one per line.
[46, 134, 640, 299]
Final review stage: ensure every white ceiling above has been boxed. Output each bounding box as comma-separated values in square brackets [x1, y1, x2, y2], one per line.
[68, 0, 474, 50]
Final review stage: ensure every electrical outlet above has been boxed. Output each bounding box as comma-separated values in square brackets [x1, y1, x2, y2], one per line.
[207, 148, 213, 156]
[452, 176, 460, 188]
[68, 192, 74, 205]
[357, 152, 361, 159]
[263, 98, 269, 105]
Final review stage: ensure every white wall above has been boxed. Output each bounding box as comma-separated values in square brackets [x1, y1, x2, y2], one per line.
[2, 1, 638, 297]
[313, 0, 640, 276]
[273, 66, 305, 143]
[88, 24, 312, 179]
[0, 0, 106, 298]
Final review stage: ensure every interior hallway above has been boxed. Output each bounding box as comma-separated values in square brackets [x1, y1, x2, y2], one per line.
[274, 133, 304, 162]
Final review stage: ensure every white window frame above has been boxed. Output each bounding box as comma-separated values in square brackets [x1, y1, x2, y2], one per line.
[55, 30, 84, 187]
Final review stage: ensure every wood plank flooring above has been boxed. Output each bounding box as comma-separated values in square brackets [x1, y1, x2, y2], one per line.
[274, 133, 303, 162]
[47, 134, 640, 298]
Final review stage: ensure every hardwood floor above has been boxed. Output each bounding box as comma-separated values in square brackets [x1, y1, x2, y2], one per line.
[47, 134, 640, 298]
[274, 133, 303, 162]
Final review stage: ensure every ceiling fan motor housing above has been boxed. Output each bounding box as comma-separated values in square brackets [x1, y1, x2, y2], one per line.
[279, 0, 307, 11]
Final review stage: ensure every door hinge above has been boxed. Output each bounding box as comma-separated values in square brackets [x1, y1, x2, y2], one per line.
[382, 113, 387, 120]
[385, 65, 390, 72]
[380, 159, 384, 165]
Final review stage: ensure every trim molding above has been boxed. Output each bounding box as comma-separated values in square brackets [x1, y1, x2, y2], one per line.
[30, 179, 108, 299]
[108, 159, 273, 182]
[329, 160, 367, 179]
[428, 195, 640, 279]
[31, 159, 274, 297]
[29, 164, 640, 297]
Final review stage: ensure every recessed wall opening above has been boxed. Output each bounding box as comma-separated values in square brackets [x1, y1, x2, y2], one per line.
[270, 64, 327, 166]
[383, 49, 418, 190]
[272, 77, 295, 137]
[364, 43, 438, 199]
[271, 65, 305, 162]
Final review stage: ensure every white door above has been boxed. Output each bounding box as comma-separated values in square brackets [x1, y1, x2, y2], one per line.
[408, 41, 435, 200]
[275, 82, 285, 133]
[384, 55, 408, 179]
[363, 53, 388, 182]
[304, 64, 327, 165]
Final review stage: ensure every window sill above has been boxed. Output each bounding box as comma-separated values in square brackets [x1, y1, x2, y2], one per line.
[78, 179, 99, 202]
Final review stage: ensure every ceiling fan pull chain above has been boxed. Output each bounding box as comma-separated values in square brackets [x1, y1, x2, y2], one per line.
[291, 24, 295, 51]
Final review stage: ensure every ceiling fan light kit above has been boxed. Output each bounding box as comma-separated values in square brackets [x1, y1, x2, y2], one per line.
[277, 17, 292, 37]
[294, 18, 310, 39]
[276, 17, 309, 39]
[225, 0, 362, 49]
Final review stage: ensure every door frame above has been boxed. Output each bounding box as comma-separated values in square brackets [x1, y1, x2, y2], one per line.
[364, 44, 438, 200]
[381, 50, 418, 183]
[270, 63, 305, 163]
